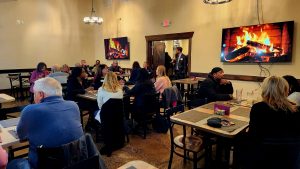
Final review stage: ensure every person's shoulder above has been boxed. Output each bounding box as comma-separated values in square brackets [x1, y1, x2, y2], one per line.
[251, 101, 268, 110]
[61, 100, 80, 110]
[21, 104, 38, 114]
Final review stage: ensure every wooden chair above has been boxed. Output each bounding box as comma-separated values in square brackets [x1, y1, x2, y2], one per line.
[166, 105, 206, 169]
[7, 73, 21, 99]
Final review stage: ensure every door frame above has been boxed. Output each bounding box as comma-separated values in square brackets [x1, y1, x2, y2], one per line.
[145, 32, 194, 75]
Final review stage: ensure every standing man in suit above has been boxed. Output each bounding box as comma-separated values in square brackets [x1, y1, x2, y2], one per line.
[174, 47, 188, 79]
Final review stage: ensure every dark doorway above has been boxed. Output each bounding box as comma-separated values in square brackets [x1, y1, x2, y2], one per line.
[152, 41, 166, 68]
[145, 32, 194, 76]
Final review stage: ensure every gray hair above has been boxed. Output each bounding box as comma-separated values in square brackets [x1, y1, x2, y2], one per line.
[51, 64, 61, 73]
[33, 77, 63, 96]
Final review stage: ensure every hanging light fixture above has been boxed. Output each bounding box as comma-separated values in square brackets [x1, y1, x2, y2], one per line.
[83, 0, 103, 25]
[203, 0, 232, 5]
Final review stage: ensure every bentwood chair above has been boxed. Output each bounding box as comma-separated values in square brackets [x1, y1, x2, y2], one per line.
[166, 104, 206, 169]
[7, 73, 21, 99]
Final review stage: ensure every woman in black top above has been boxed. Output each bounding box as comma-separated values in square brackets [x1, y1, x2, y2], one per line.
[125, 68, 155, 108]
[66, 67, 89, 101]
[128, 61, 141, 85]
[241, 76, 300, 169]
[249, 76, 300, 139]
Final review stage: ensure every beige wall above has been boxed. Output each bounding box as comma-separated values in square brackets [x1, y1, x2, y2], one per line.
[0, 0, 96, 69]
[1, 0, 300, 94]
[96, 0, 300, 98]
[0, 0, 97, 89]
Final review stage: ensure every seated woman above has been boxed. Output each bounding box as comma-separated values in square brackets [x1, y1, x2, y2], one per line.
[283, 75, 300, 105]
[66, 67, 89, 101]
[61, 64, 70, 74]
[128, 61, 141, 85]
[249, 75, 300, 138]
[30, 62, 49, 103]
[242, 76, 300, 169]
[93, 64, 108, 90]
[94, 72, 123, 123]
[154, 65, 172, 96]
[124, 68, 156, 113]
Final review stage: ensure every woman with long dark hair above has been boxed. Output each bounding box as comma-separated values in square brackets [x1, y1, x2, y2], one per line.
[128, 61, 141, 84]
[66, 67, 88, 101]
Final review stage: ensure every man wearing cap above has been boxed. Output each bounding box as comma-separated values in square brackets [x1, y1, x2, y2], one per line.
[197, 67, 233, 102]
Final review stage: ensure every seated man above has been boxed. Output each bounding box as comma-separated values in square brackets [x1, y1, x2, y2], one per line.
[197, 67, 233, 102]
[81, 59, 93, 77]
[7, 77, 84, 169]
[48, 64, 69, 84]
[109, 60, 123, 74]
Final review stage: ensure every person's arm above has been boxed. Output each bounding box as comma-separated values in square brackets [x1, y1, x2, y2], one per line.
[29, 71, 39, 84]
[183, 55, 188, 74]
[16, 107, 30, 141]
[200, 81, 232, 101]
[219, 80, 234, 94]
[154, 78, 164, 93]
[248, 103, 260, 137]
[0, 146, 7, 169]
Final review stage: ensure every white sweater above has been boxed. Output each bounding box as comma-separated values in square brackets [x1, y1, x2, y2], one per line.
[95, 87, 123, 123]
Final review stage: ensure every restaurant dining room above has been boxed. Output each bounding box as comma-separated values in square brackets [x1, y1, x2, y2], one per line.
[0, 0, 300, 169]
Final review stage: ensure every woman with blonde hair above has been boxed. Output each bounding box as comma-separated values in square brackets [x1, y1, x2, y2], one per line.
[95, 72, 123, 123]
[154, 65, 172, 94]
[238, 76, 300, 169]
[248, 76, 300, 139]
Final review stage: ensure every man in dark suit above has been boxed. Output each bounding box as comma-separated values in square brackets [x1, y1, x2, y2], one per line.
[174, 47, 188, 79]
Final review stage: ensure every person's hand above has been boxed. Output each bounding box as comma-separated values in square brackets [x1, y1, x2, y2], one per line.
[119, 79, 125, 86]
[85, 87, 94, 92]
[220, 79, 230, 85]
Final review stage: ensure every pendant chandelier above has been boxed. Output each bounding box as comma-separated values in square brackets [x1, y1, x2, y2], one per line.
[83, 0, 103, 25]
[203, 0, 232, 5]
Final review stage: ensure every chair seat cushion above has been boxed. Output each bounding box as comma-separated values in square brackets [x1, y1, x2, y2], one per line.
[174, 135, 203, 152]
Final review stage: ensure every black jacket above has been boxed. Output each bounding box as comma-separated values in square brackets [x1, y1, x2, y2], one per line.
[124, 80, 155, 108]
[248, 101, 300, 139]
[175, 53, 188, 74]
[66, 77, 86, 101]
[197, 74, 233, 102]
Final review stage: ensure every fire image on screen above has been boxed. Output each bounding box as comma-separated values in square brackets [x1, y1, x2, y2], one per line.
[104, 37, 130, 60]
[220, 21, 294, 63]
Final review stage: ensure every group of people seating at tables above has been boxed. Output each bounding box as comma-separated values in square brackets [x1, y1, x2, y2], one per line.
[1, 59, 300, 168]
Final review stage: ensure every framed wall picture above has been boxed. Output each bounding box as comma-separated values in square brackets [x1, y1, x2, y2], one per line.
[104, 37, 130, 60]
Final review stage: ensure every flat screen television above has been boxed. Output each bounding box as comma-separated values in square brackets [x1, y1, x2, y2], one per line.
[220, 21, 294, 63]
[104, 37, 130, 60]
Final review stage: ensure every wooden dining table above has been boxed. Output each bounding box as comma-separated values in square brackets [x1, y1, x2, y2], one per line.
[171, 101, 250, 138]
[0, 118, 20, 148]
[170, 101, 251, 168]
[172, 77, 206, 100]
